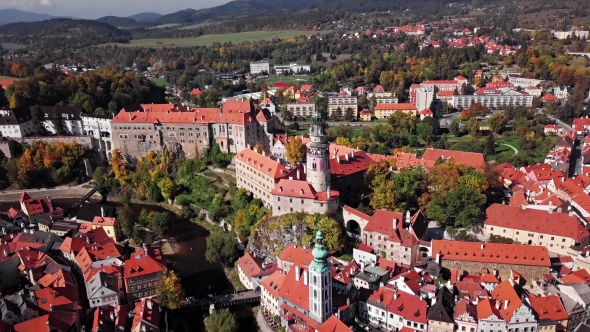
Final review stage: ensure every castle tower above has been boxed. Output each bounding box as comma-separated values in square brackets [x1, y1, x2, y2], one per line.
[308, 230, 333, 324]
[306, 112, 330, 192]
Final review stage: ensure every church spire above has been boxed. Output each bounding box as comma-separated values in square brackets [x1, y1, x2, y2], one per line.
[310, 230, 330, 273]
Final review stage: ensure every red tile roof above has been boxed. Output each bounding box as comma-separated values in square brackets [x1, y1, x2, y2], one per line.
[271, 179, 338, 201]
[422, 148, 485, 170]
[35, 285, 80, 313]
[235, 148, 288, 179]
[454, 298, 477, 320]
[357, 243, 374, 253]
[190, 88, 202, 96]
[237, 252, 277, 279]
[528, 295, 568, 321]
[432, 240, 550, 267]
[330, 149, 374, 177]
[124, 250, 166, 279]
[477, 298, 502, 320]
[92, 305, 128, 332]
[300, 84, 313, 91]
[260, 270, 286, 299]
[374, 103, 417, 111]
[543, 94, 558, 101]
[316, 315, 352, 332]
[485, 204, 589, 242]
[278, 264, 310, 311]
[369, 288, 428, 323]
[14, 314, 50, 332]
[561, 269, 590, 284]
[491, 280, 522, 321]
[373, 85, 385, 92]
[363, 210, 418, 247]
[92, 216, 116, 227]
[132, 299, 159, 331]
[278, 245, 313, 266]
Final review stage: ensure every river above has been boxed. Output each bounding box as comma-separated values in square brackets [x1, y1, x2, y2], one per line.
[0, 197, 258, 332]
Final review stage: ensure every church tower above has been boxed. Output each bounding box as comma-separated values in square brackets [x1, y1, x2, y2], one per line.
[306, 112, 330, 192]
[308, 230, 333, 324]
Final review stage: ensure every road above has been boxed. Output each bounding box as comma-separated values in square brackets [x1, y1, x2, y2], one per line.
[0, 183, 97, 202]
[546, 114, 572, 131]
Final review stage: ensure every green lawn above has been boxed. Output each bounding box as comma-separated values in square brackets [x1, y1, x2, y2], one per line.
[0, 75, 17, 81]
[495, 137, 521, 157]
[98, 30, 326, 48]
[150, 78, 167, 87]
[261, 75, 311, 86]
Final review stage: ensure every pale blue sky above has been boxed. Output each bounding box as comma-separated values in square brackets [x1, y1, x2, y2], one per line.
[0, 0, 232, 18]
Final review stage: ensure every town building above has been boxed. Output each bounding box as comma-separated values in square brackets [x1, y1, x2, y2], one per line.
[92, 216, 118, 241]
[123, 247, 166, 303]
[260, 270, 286, 317]
[527, 295, 569, 331]
[91, 305, 127, 332]
[19, 192, 64, 224]
[427, 288, 455, 332]
[374, 103, 418, 119]
[491, 280, 538, 332]
[483, 204, 590, 255]
[455, 299, 478, 332]
[81, 113, 113, 158]
[415, 86, 435, 111]
[286, 101, 316, 118]
[555, 86, 572, 100]
[31, 106, 84, 136]
[451, 88, 533, 109]
[277, 245, 313, 273]
[250, 61, 271, 74]
[85, 265, 124, 308]
[365, 287, 428, 331]
[477, 298, 506, 332]
[278, 231, 333, 330]
[236, 252, 277, 290]
[112, 101, 272, 159]
[131, 298, 160, 332]
[0, 108, 33, 138]
[508, 77, 544, 88]
[327, 96, 358, 118]
[432, 240, 551, 284]
[235, 147, 288, 208]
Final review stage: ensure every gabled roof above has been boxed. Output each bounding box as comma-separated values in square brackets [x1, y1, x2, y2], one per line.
[374, 103, 417, 111]
[316, 315, 352, 332]
[491, 280, 522, 321]
[235, 148, 288, 179]
[236, 252, 277, 279]
[477, 298, 502, 320]
[422, 148, 485, 170]
[454, 298, 477, 320]
[561, 269, 590, 284]
[427, 287, 454, 323]
[528, 295, 568, 321]
[362, 210, 419, 247]
[278, 245, 313, 266]
[124, 250, 166, 279]
[485, 204, 589, 242]
[132, 299, 159, 331]
[260, 270, 286, 299]
[432, 240, 550, 267]
[278, 263, 310, 310]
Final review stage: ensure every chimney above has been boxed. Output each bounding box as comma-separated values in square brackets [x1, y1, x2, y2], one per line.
[303, 164, 307, 174]
[393, 218, 398, 229]
[360, 262, 365, 272]
[351, 150, 355, 158]
[295, 266, 301, 281]
[345, 153, 349, 162]
[304, 271, 308, 285]
[504, 300, 509, 309]
[481, 243, 485, 249]
[337, 156, 340, 164]
[50, 304, 53, 312]
[110, 312, 114, 320]
[435, 252, 441, 264]
[3, 249, 7, 257]
[393, 291, 399, 300]
[297, 170, 300, 180]
[101, 207, 105, 217]
[128, 113, 132, 121]
[347, 298, 350, 305]
[495, 301, 501, 309]
[147, 299, 152, 310]
[86, 236, 91, 244]
[327, 186, 331, 199]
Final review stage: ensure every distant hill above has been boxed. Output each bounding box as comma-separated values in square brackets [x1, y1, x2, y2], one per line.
[96, 16, 137, 27]
[127, 12, 162, 21]
[150, 0, 425, 25]
[0, 18, 131, 49]
[0, 8, 61, 25]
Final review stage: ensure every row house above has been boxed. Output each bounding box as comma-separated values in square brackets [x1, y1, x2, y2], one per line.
[491, 280, 538, 332]
[236, 252, 277, 290]
[365, 287, 428, 331]
[85, 265, 124, 308]
[573, 118, 590, 135]
[427, 288, 455, 332]
[455, 299, 478, 332]
[91, 305, 127, 332]
[131, 298, 160, 332]
[286, 101, 316, 118]
[546, 285, 585, 332]
[123, 247, 167, 303]
[432, 240, 551, 284]
[19, 191, 63, 225]
[547, 175, 590, 219]
[527, 295, 569, 332]
[451, 88, 533, 109]
[483, 204, 590, 255]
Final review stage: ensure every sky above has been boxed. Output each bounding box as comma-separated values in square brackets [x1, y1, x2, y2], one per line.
[0, 0, 232, 18]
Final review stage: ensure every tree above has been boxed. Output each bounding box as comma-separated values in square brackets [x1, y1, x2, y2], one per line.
[150, 212, 171, 236]
[488, 113, 508, 134]
[0, 85, 8, 106]
[467, 117, 480, 137]
[304, 214, 343, 252]
[450, 120, 460, 136]
[344, 107, 355, 121]
[417, 117, 438, 143]
[156, 271, 185, 310]
[369, 174, 396, 210]
[484, 134, 496, 158]
[335, 137, 352, 147]
[205, 308, 238, 332]
[31, 106, 48, 136]
[93, 166, 117, 198]
[426, 162, 465, 195]
[158, 177, 177, 202]
[285, 136, 305, 165]
[205, 228, 238, 267]
[369, 95, 378, 110]
[254, 141, 264, 154]
[426, 183, 486, 227]
[111, 149, 129, 185]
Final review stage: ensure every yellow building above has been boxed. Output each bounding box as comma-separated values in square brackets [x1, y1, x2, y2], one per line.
[483, 204, 590, 255]
[374, 103, 418, 119]
[92, 216, 119, 241]
[234, 148, 288, 208]
[359, 109, 373, 121]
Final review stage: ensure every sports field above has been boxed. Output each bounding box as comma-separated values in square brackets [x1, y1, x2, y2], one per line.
[261, 75, 311, 86]
[98, 30, 326, 48]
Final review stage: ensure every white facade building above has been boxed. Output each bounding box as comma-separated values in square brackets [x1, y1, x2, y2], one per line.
[508, 77, 544, 88]
[250, 61, 270, 74]
[452, 88, 533, 109]
[0, 108, 34, 138]
[81, 113, 113, 158]
[415, 86, 435, 111]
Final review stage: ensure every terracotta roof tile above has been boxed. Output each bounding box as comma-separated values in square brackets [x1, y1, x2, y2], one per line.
[561, 269, 590, 284]
[491, 280, 522, 321]
[528, 295, 568, 321]
[260, 270, 286, 299]
[235, 148, 288, 179]
[237, 252, 277, 279]
[432, 240, 550, 267]
[278, 264, 310, 311]
[278, 245, 313, 266]
[374, 103, 417, 111]
[132, 299, 159, 331]
[477, 298, 502, 320]
[316, 315, 352, 332]
[124, 251, 166, 279]
[485, 204, 589, 243]
[422, 148, 485, 170]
